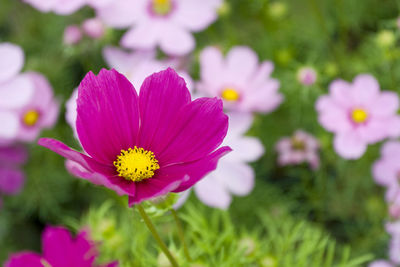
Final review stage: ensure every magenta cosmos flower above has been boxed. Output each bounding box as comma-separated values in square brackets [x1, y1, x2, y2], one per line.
[275, 130, 320, 170]
[5, 226, 118, 267]
[316, 74, 400, 159]
[39, 68, 230, 205]
[95, 0, 222, 55]
[197, 46, 283, 113]
[177, 112, 264, 209]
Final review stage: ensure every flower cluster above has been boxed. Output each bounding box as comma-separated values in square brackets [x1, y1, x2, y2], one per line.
[0, 42, 58, 209]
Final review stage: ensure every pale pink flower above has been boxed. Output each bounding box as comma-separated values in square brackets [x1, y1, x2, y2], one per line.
[297, 67, 317, 86]
[316, 74, 400, 159]
[176, 112, 264, 209]
[63, 25, 83, 45]
[197, 46, 283, 113]
[82, 18, 106, 39]
[275, 130, 320, 169]
[103, 46, 193, 91]
[369, 261, 395, 267]
[386, 222, 400, 265]
[2, 73, 59, 143]
[0, 43, 34, 143]
[23, 0, 87, 15]
[95, 0, 222, 55]
[0, 145, 27, 207]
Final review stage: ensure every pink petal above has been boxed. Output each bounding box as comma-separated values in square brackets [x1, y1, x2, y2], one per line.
[240, 79, 283, 113]
[0, 43, 24, 83]
[172, 0, 221, 31]
[52, 0, 86, 15]
[215, 160, 255, 196]
[316, 96, 351, 133]
[159, 24, 195, 55]
[76, 69, 140, 164]
[382, 141, 400, 158]
[369, 260, 395, 267]
[5, 252, 44, 267]
[225, 46, 258, 83]
[333, 132, 367, 159]
[225, 112, 254, 136]
[137, 68, 191, 155]
[194, 173, 232, 209]
[328, 79, 352, 107]
[121, 23, 160, 51]
[95, 0, 142, 28]
[0, 167, 25, 195]
[42, 226, 74, 267]
[352, 74, 380, 105]
[0, 145, 28, 163]
[157, 97, 229, 165]
[39, 138, 135, 196]
[370, 92, 399, 116]
[250, 61, 275, 86]
[372, 159, 399, 187]
[0, 75, 34, 109]
[172, 146, 231, 192]
[0, 111, 19, 141]
[199, 46, 224, 88]
[226, 136, 264, 162]
[173, 189, 191, 209]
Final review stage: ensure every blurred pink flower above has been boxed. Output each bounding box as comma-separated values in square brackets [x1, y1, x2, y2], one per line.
[316, 74, 400, 159]
[5, 226, 118, 267]
[103, 46, 193, 91]
[82, 18, 106, 39]
[63, 25, 83, 45]
[0, 43, 35, 143]
[177, 112, 264, 209]
[23, 0, 87, 15]
[95, 0, 222, 55]
[297, 67, 317, 86]
[0, 145, 27, 206]
[7, 73, 59, 143]
[275, 130, 320, 169]
[40, 68, 230, 205]
[386, 222, 400, 265]
[369, 261, 395, 267]
[197, 46, 283, 113]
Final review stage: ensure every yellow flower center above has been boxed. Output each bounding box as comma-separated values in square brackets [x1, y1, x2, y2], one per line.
[291, 137, 305, 151]
[351, 108, 368, 123]
[114, 146, 160, 182]
[221, 88, 240, 101]
[23, 109, 40, 126]
[152, 0, 172, 15]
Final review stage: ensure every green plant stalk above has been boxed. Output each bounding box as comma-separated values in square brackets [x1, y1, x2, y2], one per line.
[171, 209, 192, 262]
[136, 204, 179, 267]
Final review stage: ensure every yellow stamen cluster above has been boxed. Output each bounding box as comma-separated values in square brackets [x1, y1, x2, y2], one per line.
[114, 146, 160, 182]
[351, 108, 368, 123]
[152, 0, 172, 15]
[221, 88, 240, 101]
[23, 110, 40, 126]
[291, 137, 305, 151]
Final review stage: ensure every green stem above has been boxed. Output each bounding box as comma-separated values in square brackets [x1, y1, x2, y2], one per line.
[171, 209, 192, 262]
[136, 204, 179, 267]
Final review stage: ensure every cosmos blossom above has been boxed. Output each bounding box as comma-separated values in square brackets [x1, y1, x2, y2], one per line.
[316, 74, 400, 159]
[275, 130, 320, 170]
[0, 145, 27, 208]
[0, 43, 34, 142]
[5, 226, 118, 267]
[197, 46, 283, 113]
[297, 67, 317, 86]
[95, 0, 222, 55]
[176, 112, 264, 209]
[23, 0, 87, 15]
[39, 68, 230, 205]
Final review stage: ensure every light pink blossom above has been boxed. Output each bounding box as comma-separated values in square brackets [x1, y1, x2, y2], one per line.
[369, 261, 395, 267]
[176, 112, 264, 209]
[63, 25, 83, 45]
[297, 67, 317, 86]
[316, 74, 400, 159]
[386, 222, 400, 265]
[95, 0, 222, 55]
[275, 130, 320, 169]
[23, 0, 87, 15]
[197, 46, 283, 113]
[82, 18, 106, 39]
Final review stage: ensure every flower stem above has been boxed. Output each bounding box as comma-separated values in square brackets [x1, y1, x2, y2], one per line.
[136, 204, 179, 267]
[171, 209, 192, 262]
